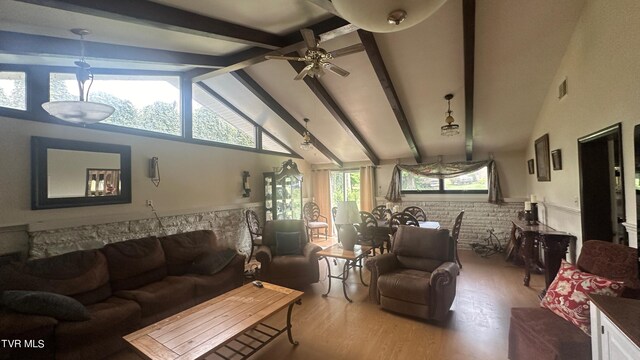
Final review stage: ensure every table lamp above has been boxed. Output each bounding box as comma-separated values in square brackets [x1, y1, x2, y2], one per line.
[335, 201, 360, 250]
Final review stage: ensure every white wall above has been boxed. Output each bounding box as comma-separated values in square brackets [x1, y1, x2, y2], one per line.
[527, 0, 640, 250]
[0, 115, 311, 230]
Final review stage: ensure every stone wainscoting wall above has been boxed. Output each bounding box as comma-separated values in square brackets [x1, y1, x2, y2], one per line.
[386, 200, 523, 250]
[29, 206, 263, 259]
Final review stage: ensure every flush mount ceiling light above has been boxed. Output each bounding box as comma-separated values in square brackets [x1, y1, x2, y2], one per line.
[41, 28, 114, 125]
[441, 93, 460, 136]
[332, 0, 448, 33]
[300, 118, 313, 151]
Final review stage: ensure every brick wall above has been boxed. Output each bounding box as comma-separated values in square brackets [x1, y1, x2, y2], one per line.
[386, 200, 523, 250]
[28, 206, 263, 259]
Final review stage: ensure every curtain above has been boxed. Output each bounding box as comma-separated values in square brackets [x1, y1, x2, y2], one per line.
[312, 169, 333, 235]
[360, 165, 376, 212]
[385, 160, 504, 204]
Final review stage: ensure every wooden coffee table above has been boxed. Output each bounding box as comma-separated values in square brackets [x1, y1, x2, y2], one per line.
[317, 244, 372, 302]
[124, 282, 303, 360]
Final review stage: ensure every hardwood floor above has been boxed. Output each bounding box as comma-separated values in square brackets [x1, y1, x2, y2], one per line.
[111, 244, 544, 360]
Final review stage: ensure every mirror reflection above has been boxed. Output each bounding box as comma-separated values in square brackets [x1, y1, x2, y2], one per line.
[47, 149, 121, 198]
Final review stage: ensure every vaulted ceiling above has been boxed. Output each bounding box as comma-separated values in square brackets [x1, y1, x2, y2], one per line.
[0, 0, 586, 165]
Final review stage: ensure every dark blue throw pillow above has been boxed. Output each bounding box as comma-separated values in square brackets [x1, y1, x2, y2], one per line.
[275, 232, 301, 255]
[0, 290, 90, 321]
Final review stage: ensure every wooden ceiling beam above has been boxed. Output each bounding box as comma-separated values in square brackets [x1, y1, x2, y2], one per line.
[231, 70, 343, 167]
[357, 30, 422, 163]
[15, 0, 284, 49]
[192, 17, 355, 81]
[288, 57, 380, 165]
[463, 0, 476, 160]
[0, 31, 226, 68]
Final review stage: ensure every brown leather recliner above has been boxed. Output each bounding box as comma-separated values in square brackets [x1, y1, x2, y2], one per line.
[366, 225, 460, 321]
[255, 220, 322, 290]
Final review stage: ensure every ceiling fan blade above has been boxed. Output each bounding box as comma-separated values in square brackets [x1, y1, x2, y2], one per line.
[265, 55, 306, 61]
[300, 28, 317, 49]
[323, 62, 350, 77]
[329, 43, 365, 58]
[294, 64, 314, 80]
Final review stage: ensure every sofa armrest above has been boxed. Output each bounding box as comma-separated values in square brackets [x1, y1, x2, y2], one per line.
[0, 311, 57, 359]
[365, 253, 399, 304]
[255, 245, 272, 266]
[302, 242, 322, 259]
[429, 261, 459, 321]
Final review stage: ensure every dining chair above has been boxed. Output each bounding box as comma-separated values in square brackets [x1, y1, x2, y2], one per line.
[244, 209, 263, 262]
[451, 210, 465, 269]
[357, 211, 384, 255]
[371, 205, 391, 221]
[387, 212, 419, 250]
[303, 202, 329, 241]
[403, 206, 427, 221]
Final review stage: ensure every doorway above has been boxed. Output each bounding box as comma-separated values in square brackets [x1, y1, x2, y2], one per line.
[578, 123, 627, 245]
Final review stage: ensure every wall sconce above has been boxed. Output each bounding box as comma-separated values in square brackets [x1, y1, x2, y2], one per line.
[149, 157, 160, 187]
[242, 171, 251, 198]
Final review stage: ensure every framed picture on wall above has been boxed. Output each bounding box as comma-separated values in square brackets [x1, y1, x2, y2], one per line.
[551, 149, 562, 170]
[527, 159, 535, 174]
[535, 134, 551, 181]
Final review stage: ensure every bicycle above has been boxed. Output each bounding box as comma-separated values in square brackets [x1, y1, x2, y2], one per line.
[470, 228, 505, 258]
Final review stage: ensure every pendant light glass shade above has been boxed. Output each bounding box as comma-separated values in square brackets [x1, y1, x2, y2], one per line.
[42, 29, 115, 124]
[332, 0, 447, 33]
[441, 93, 459, 136]
[42, 101, 115, 124]
[300, 118, 313, 150]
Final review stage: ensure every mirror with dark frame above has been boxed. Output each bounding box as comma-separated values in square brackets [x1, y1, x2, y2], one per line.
[31, 136, 132, 209]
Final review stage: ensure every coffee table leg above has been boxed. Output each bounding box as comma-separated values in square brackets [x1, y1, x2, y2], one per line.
[342, 259, 352, 302]
[287, 299, 302, 345]
[321, 256, 331, 297]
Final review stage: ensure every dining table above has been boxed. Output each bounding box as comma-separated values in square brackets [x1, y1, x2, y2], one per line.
[371, 219, 441, 252]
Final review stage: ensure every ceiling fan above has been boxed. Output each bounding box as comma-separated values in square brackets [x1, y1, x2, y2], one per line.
[265, 28, 365, 80]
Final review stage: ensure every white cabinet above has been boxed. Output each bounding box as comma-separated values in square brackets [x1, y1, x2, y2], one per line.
[590, 295, 640, 360]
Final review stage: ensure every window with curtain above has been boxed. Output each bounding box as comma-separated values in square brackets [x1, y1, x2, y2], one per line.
[401, 166, 488, 194]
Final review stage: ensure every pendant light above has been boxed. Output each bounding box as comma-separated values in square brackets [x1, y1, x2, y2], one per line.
[42, 29, 115, 124]
[300, 118, 313, 151]
[441, 93, 459, 136]
[331, 0, 447, 33]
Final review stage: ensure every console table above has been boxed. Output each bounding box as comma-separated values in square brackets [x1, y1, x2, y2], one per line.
[507, 220, 576, 291]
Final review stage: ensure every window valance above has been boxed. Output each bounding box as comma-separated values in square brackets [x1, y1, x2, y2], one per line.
[385, 160, 504, 204]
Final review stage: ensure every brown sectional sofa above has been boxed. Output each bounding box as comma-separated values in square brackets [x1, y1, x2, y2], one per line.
[0, 230, 245, 360]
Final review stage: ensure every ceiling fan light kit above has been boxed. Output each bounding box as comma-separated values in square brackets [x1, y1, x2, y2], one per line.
[265, 28, 364, 80]
[42, 29, 115, 125]
[332, 0, 448, 33]
[441, 93, 460, 136]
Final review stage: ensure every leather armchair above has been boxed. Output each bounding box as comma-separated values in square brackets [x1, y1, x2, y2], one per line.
[366, 225, 459, 321]
[255, 220, 322, 290]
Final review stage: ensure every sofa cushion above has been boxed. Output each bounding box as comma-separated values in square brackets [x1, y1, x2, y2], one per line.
[55, 296, 141, 348]
[577, 240, 640, 290]
[1, 290, 90, 321]
[275, 231, 302, 255]
[509, 307, 591, 360]
[160, 230, 224, 276]
[0, 249, 111, 305]
[378, 269, 431, 305]
[101, 236, 167, 291]
[540, 260, 624, 334]
[266, 255, 314, 279]
[114, 277, 194, 319]
[189, 249, 237, 276]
